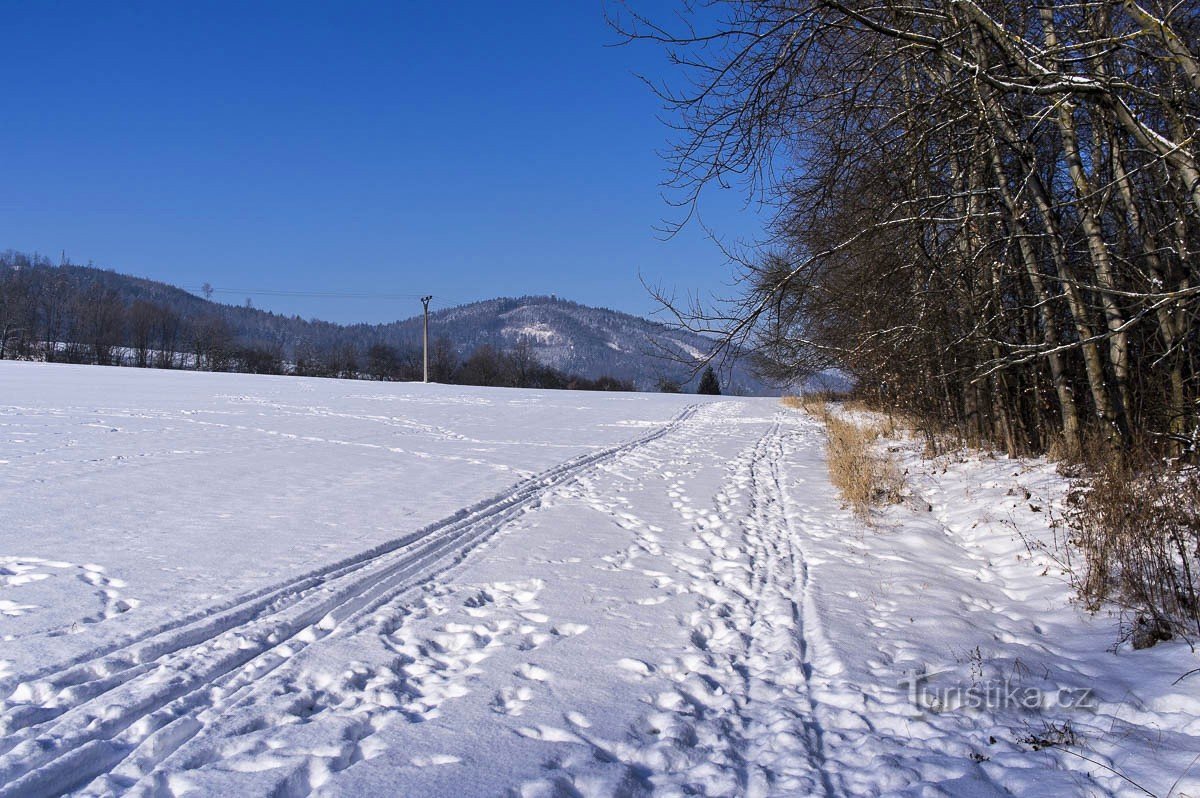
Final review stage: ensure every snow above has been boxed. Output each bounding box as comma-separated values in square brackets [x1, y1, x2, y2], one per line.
[504, 323, 559, 345]
[0, 361, 1196, 797]
[671, 339, 709, 361]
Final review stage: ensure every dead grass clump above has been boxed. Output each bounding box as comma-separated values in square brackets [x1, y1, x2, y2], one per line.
[1044, 431, 1079, 466]
[781, 394, 831, 421]
[825, 415, 904, 519]
[1065, 451, 1200, 646]
[875, 413, 897, 439]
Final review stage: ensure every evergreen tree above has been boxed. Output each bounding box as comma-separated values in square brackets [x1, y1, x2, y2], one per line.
[697, 366, 720, 395]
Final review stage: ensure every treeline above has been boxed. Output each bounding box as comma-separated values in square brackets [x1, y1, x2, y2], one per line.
[0, 253, 279, 372]
[0, 252, 637, 391]
[306, 339, 636, 391]
[628, 0, 1200, 457]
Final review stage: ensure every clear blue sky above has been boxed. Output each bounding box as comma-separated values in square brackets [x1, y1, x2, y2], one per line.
[0, 1, 764, 323]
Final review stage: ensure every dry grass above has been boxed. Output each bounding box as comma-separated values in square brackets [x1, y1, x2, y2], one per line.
[788, 396, 1200, 644]
[784, 396, 904, 519]
[781, 394, 832, 420]
[1062, 446, 1200, 645]
[835, 396, 964, 459]
[825, 415, 904, 518]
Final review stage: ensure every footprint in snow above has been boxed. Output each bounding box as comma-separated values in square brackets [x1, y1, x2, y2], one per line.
[565, 711, 591, 729]
[617, 658, 655, 678]
[515, 724, 582, 744]
[410, 754, 461, 767]
[493, 685, 533, 715]
[1, 557, 138, 624]
[515, 663, 551, 682]
[0, 599, 37, 617]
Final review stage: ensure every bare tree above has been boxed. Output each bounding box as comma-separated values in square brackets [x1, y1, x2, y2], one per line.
[190, 315, 234, 371]
[129, 300, 158, 367]
[75, 286, 124, 366]
[616, 0, 1200, 455]
[154, 306, 181, 368]
[366, 343, 402, 381]
[429, 336, 459, 383]
[511, 336, 538, 386]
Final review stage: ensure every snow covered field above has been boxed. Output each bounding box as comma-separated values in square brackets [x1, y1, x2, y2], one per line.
[0, 362, 1197, 797]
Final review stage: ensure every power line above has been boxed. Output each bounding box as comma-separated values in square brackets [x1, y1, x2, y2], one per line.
[180, 285, 474, 311]
[182, 286, 432, 301]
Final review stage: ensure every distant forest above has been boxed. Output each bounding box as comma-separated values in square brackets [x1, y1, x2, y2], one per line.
[0, 252, 689, 393]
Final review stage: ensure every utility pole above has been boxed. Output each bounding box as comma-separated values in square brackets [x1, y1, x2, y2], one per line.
[421, 295, 433, 383]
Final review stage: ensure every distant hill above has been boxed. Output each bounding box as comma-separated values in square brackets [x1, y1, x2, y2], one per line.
[373, 297, 771, 394]
[0, 255, 775, 394]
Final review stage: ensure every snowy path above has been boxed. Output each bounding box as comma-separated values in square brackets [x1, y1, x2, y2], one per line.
[2, 365, 1197, 797]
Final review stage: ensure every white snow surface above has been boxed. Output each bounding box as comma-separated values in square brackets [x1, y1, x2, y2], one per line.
[0, 362, 1197, 797]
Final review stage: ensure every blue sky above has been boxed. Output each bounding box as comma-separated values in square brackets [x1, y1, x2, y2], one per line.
[0, 1, 764, 323]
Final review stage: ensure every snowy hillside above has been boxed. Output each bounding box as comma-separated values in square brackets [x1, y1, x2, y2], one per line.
[378, 296, 769, 394]
[0, 363, 1195, 797]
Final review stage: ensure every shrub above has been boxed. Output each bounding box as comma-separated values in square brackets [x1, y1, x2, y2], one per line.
[1066, 454, 1200, 644]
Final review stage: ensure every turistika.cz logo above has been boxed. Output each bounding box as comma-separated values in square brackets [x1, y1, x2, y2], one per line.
[899, 667, 1096, 712]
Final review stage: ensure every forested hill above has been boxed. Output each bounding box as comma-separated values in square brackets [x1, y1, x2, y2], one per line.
[379, 297, 770, 394]
[0, 254, 773, 394]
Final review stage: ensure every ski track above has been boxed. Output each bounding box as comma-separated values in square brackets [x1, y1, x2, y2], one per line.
[491, 405, 854, 798]
[575, 411, 846, 797]
[0, 406, 699, 797]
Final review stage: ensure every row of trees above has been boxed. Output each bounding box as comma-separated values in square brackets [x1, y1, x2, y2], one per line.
[0, 266, 275, 373]
[2, 267, 180, 367]
[626, 0, 1199, 456]
[328, 339, 638, 391]
[0, 252, 379, 361]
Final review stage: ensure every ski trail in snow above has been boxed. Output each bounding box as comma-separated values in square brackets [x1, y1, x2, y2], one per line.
[739, 421, 836, 797]
[0, 406, 697, 798]
[585, 415, 840, 797]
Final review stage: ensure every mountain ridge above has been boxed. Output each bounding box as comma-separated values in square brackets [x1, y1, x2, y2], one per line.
[0, 254, 773, 394]
[379, 295, 769, 393]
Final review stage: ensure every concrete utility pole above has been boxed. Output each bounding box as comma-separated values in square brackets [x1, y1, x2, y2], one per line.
[421, 295, 433, 383]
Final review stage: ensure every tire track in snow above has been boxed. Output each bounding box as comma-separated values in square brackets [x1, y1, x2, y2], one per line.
[0, 405, 699, 798]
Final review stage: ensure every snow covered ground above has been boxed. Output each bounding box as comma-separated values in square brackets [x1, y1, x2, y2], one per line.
[0, 362, 1197, 797]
